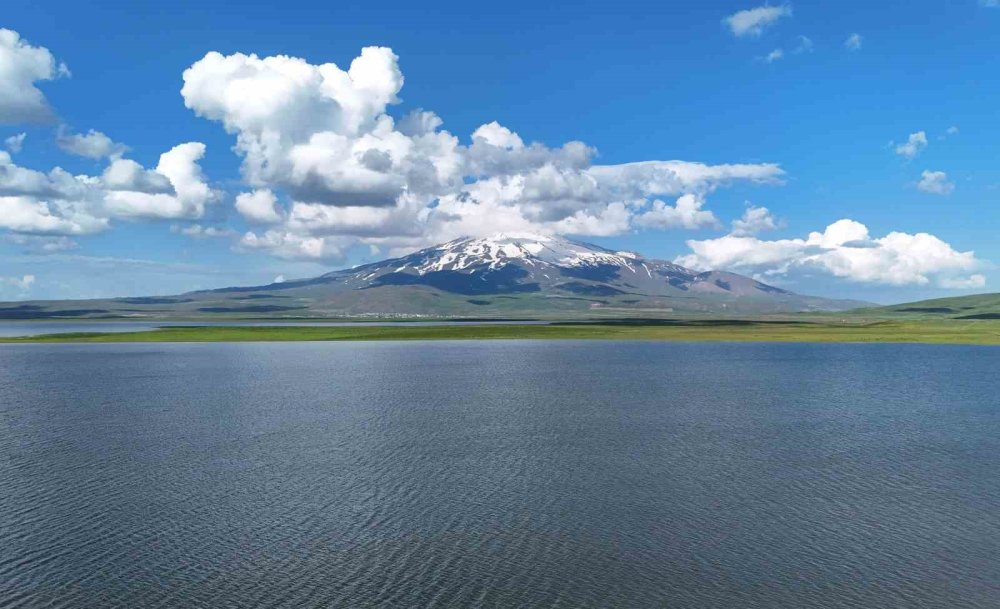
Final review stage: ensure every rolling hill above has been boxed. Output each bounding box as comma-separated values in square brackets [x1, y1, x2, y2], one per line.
[855, 293, 1000, 320]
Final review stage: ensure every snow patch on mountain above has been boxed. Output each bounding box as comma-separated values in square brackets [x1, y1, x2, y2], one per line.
[405, 233, 672, 275]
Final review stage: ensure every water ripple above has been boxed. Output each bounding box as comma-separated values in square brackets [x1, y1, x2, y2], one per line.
[1, 341, 999, 608]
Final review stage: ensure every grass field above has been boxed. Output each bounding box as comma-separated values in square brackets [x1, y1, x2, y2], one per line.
[3, 319, 1000, 345]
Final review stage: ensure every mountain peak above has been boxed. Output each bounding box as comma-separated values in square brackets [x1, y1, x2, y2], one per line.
[306, 235, 868, 315]
[421, 233, 645, 273]
[480, 231, 556, 243]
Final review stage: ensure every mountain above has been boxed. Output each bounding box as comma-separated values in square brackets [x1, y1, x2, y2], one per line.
[0, 234, 868, 319]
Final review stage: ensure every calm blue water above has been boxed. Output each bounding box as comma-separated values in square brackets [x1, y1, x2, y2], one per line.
[1, 341, 998, 608]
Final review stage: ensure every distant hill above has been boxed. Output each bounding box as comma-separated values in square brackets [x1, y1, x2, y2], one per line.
[855, 293, 1000, 320]
[0, 234, 869, 320]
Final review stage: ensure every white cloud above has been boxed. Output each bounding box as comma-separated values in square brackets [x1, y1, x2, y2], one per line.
[940, 275, 987, 288]
[634, 194, 719, 230]
[465, 131, 593, 179]
[397, 109, 443, 136]
[980, 0, 999, 7]
[0, 29, 68, 124]
[894, 131, 927, 159]
[945, 125, 959, 136]
[415, 160, 782, 246]
[677, 218, 985, 288]
[286, 199, 421, 237]
[731, 204, 780, 236]
[179, 47, 462, 207]
[101, 158, 174, 194]
[586, 160, 784, 199]
[0, 140, 216, 234]
[171, 224, 236, 238]
[0, 274, 35, 292]
[56, 128, 128, 159]
[240, 230, 347, 260]
[793, 35, 814, 54]
[845, 33, 863, 51]
[917, 170, 955, 195]
[102, 142, 218, 219]
[0, 194, 108, 235]
[472, 121, 524, 149]
[763, 48, 784, 63]
[724, 5, 793, 38]
[179, 46, 784, 260]
[4, 132, 26, 153]
[235, 189, 283, 224]
[4, 233, 78, 253]
[0, 29, 222, 240]
[550, 202, 633, 237]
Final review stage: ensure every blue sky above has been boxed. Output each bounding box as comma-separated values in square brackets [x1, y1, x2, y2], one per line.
[1, 0, 998, 303]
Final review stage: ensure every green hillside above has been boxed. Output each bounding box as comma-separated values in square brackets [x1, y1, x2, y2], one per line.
[854, 293, 1000, 320]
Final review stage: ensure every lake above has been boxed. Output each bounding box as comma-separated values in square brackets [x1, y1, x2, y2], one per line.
[0, 320, 552, 337]
[1, 341, 998, 608]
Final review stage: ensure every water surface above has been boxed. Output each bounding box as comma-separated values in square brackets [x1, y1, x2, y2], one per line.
[1, 341, 998, 608]
[0, 319, 550, 337]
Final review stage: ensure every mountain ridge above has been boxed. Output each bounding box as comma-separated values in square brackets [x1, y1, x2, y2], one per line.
[0, 234, 870, 319]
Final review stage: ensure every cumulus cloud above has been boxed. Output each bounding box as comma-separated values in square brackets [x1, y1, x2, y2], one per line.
[397, 109, 443, 136]
[894, 131, 927, 159]
[724, 5, 793, 37]
[4, 38, 755, 252]
[286, 199, 421, 238]
[0, 140, 217, 234]
[101, 158, 174, 194]
[0, 192, 108, 235]
[731, 204, 780, 236]
[0, 29, 68, 124]
[634, 195, 719, 230]
[98, 143, 217, 220]
[0, 28, 223, 242]
[793, 35, 814, 54]
[472, 121, 524, 149]
[240, 229, 347, 260]
[180, 47, 463, 207]
[845, 33, 863, 51]
[179, 46, 784, 260]
[677, 218, 985, 288]
[917, 170, 955, 195]
[4, 132, 26, 153]
[56, 128, 128, 159]
[235, 189, 283, 223]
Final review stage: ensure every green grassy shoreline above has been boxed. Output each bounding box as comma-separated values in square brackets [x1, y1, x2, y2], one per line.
[3, 319, 1000, 345]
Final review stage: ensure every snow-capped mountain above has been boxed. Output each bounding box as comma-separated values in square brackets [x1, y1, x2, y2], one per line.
[329, 233, 687, 292]
[322, 233, 783, 297]
[358, 233, 655, 274]
[0, 233, 868, 319]
[255, 233, 863, 315]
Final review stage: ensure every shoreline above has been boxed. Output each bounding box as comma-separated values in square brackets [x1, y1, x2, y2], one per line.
[2, 320, 999, 345]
